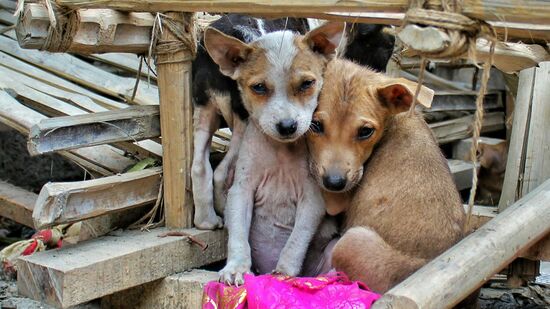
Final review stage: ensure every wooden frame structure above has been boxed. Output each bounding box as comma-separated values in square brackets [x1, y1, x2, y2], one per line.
[0, 0, 548, 308]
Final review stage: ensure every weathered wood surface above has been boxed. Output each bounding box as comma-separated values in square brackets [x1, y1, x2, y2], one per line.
[55, 0, 550, 25]
[16, 3, 153, 53]
[17, 228, 227, 308]
[499, 68, 535, 210]
[429, 112, 504, 144]
[33, 167, 162, 229]
[0, 90, 136, 175]
[101, 269, 217, 308]
[0, 181, 36, 228]
[448, 159, 475, 191]
[156, 12, 195, 228]
[0, 33, 159, 105]
[28, 105, 160, 155]
[372, 178, 550, 309]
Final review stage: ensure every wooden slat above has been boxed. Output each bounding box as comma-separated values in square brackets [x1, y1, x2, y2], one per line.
[0, 51, 127, 110]
[156, 12, 194, 228]
[0, 180, 36, 228]
[101, 269, 217, 308]
[32, 167, 162, 229]
[17, 228, 227, 308]
[499, 68, 535, 210]
[0, 91, 136, 175]
[373, 178, 550, 309]
[55, 0, 550, 25]
[28, 105, 160, 155]
[0, 33, 159, 105]
[429, 112, 505, 144]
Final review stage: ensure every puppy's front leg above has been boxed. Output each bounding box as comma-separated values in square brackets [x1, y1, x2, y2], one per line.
[218, 165, 254, 285]
[276, 179, 325, 276]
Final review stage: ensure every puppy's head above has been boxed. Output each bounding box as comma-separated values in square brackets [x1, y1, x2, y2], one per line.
[307, 59, 434, 197]
[204, 22, 344, 142]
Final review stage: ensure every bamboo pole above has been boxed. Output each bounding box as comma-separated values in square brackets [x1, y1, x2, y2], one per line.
[155, 12, 195, 228]
[372, 178, 550, 309]
[55, 0, 550, 25]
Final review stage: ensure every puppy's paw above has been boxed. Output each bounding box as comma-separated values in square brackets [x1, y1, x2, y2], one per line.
[193, 209, 223, 230]
[219, 260, 251, 286]
[274, 260, 300, 277]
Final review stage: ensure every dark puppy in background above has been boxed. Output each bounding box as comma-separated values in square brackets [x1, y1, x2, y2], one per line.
[191, 15, 309, 229]
[343, 24, 395, 72]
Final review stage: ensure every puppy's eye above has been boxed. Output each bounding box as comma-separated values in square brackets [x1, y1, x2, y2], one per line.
[250, 83, 268, 95]
[357, 126, 374, 140]
[299, 79, 315, 92]
[310, 120, 324, 134]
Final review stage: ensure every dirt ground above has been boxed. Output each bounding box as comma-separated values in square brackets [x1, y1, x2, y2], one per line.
[1, 129, 549, 309]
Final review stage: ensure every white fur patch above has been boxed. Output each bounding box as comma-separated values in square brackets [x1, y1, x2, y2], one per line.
[256, 18, 266, 35]
[253, 31, 318, 141]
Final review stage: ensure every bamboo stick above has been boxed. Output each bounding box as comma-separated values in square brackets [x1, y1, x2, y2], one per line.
[155, 12, 195, 228]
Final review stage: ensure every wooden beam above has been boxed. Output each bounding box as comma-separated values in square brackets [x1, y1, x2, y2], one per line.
[16, 3, 153, 54]
[429, 112, 505, 144]
[0, 90, 136, 175]
[156, 13, 195, 228]
[32, 167, 162, 229]
[28, 105, 160, 155]
[372, 178, 550, 309]
[17, 227, 227, 308]
[55, 0, 550, 25]
[0, 180, 36, 228]
[101, 269, 217, 308]
[499, 68, 535, 210]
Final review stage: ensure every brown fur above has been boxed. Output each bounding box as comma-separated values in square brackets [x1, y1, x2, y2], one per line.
[476, 141, 508, 205]
[307, 59, 472, 306]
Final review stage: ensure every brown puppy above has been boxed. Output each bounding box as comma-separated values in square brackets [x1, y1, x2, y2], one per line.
[307, 59, 466, 295]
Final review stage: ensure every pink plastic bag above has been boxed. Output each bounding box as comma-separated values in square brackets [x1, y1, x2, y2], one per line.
[203, 272, 380, 309]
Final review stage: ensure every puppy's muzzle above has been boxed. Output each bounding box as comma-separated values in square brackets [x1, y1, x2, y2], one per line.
[276, 119, 298, 137]
[322, 173, 347, 192]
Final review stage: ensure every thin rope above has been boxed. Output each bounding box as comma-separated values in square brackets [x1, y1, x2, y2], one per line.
[464, 40, 496, 232]
[408, 57, 427, 116]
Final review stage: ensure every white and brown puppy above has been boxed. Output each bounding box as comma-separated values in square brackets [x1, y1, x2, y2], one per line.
[204, 22, 344, 285]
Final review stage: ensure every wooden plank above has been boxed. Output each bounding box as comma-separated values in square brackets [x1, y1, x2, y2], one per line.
[372, 178, 550, 309]
[90, 53, 156, 80]
[0, 180, 36, 228]
[499, 68, 535, 210]
[56, 0, 550, 25]
[156, 13, 195, 228]
[521, 62, 550, 196]
[17, 227, 227, 308]
[0, 33, 159, 105]
[101, 269, 217, 308]
[16, 3, 153, 53]
[0, 91, 136, 175]
[28, 105, 160, 155]
[448, 159, 475, 191]
[32, 167, 162, 229]
[0, 51, 127, 110]
[429, 112, 505, 144]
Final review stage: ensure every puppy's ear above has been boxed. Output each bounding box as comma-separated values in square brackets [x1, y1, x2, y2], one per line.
[378, 79, 434, 114]
[204, 27, 253, 78]
[304, 22, 345, 57]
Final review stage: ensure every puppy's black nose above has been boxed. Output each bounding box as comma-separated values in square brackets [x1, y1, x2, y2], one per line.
[323, 174, 347, 191]
[276, 119, 298, 136]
